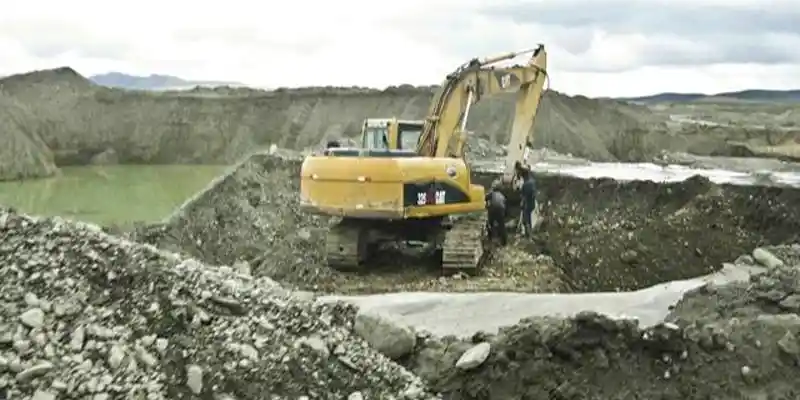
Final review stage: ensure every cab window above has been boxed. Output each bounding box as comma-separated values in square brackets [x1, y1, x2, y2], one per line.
[363, 127, 389, 150]
[398, 124, 422, 150]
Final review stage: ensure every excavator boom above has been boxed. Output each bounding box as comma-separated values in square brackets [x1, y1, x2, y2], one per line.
[416, 45, 548, 170]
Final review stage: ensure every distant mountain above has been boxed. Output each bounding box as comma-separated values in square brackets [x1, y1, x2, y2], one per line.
[88, 72, 242, 90]
[617, 89, 800, 104]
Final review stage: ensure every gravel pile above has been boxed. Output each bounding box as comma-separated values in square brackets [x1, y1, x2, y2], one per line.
[0, 207, 435, 400]
[129, 152, 334, 288]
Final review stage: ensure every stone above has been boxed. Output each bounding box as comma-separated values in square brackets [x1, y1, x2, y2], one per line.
[186, 364, 204, 394]
[455, 342, 491, 370]
[752, 248, 784, 269]
[353, 310, 415, 360]
[19, 308, 44, 329]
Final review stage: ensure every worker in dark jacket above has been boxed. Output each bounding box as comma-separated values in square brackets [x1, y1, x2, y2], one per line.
[485, 180, 508, 245]
[520, 169, 536, 237]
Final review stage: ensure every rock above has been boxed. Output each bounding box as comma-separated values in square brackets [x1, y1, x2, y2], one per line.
[297, 228, 312, 240]
[233, 260, 251, 276]
[108, 345, 126, 370]
[734, 255, 755, 265]
[23, 292, 39, 307]
[70, 326, 86, 351]
[353, 310, 416, 360]
[348, 392, 365, 400]
[155, 338, 169, 355]
[455, 342, 491, 370]
[15, 361, 54, 382]
[779, 294, 800, 313]
[777, 331, 800, 361]
[752, 248, 784, 269]
[31, 390, 57, 400]
[298, 335, 330, 358]
[186, 364, 204, 394]
[19, 308, 44, 329]
[620, 250, 638, 264]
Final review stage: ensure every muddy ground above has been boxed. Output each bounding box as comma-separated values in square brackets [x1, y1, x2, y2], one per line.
[129, 152, 800, 296]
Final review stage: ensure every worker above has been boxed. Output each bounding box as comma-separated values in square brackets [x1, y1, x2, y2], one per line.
[519, 168, 536, 238]
[485, 179, 508, 245]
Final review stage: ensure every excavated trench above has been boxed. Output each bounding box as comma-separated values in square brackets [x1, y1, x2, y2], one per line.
[134, 153, 800, 295]
[473, 171, 800, 293]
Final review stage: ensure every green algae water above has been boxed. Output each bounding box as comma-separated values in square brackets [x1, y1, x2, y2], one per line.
[0, 165, 228, 226]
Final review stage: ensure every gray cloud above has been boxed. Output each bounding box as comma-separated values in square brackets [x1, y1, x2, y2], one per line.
[482, 1, 800, 37]
[479, 0, 800, 69]
[0, 21, 133, 60]
[384, 0, 800, 73]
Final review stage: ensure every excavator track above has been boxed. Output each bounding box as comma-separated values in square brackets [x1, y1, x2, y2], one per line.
[441, 214, 487, 274]
[325, 221, 369, 271]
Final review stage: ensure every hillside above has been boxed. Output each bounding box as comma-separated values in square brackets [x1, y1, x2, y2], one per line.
[0, 93, 58, 180]
[89, 72, 242, 90]
[620, 89, 800, 104]
[0, 67, 680, 180]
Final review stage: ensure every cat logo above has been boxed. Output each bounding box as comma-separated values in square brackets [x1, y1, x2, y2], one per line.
[499, 74, 511, 89]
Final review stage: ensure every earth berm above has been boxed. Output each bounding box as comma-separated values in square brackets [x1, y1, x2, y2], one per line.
[131, 152, 800, 295]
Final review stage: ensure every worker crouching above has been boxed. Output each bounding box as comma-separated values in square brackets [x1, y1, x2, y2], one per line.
[485, 179, 508, 246]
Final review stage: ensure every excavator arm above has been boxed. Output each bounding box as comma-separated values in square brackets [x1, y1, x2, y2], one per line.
[416, 45, 548, 167]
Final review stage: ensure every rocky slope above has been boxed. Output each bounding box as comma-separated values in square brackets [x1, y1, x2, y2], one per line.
[0, 67, 664, 182]
[0, 207, 434, 399]
[0, 94, 58, 181]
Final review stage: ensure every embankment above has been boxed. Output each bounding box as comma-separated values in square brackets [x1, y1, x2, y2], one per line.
[0, 67, 663, 181]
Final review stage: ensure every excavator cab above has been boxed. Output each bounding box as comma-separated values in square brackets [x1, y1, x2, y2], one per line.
[360, 118, 424, 151]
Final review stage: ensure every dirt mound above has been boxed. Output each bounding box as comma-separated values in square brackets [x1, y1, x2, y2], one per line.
[0, 94, 58, 181]
[0, 207, 435, 399]
[537, 175, 800, 291]
[426, 245, 800, 399]
[0, 67, 668, 180]
[135, 152, 800, 296]
[133, 152, 334, 286]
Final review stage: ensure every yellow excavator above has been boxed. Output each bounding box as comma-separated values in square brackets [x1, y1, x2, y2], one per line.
[300, 45, 548, 273]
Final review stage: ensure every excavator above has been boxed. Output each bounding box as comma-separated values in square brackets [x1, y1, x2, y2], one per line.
[300, 44, 548, 273]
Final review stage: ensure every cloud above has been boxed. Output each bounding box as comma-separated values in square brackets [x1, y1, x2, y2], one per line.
[476, 0, 800, 69]
[1, 0, 799, 97]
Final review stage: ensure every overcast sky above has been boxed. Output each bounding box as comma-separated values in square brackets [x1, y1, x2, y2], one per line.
[2, 0, 800, 97]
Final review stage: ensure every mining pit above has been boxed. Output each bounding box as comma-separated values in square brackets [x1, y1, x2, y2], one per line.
[128, 153, 800, 297]
[5, 151, 800, 400]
